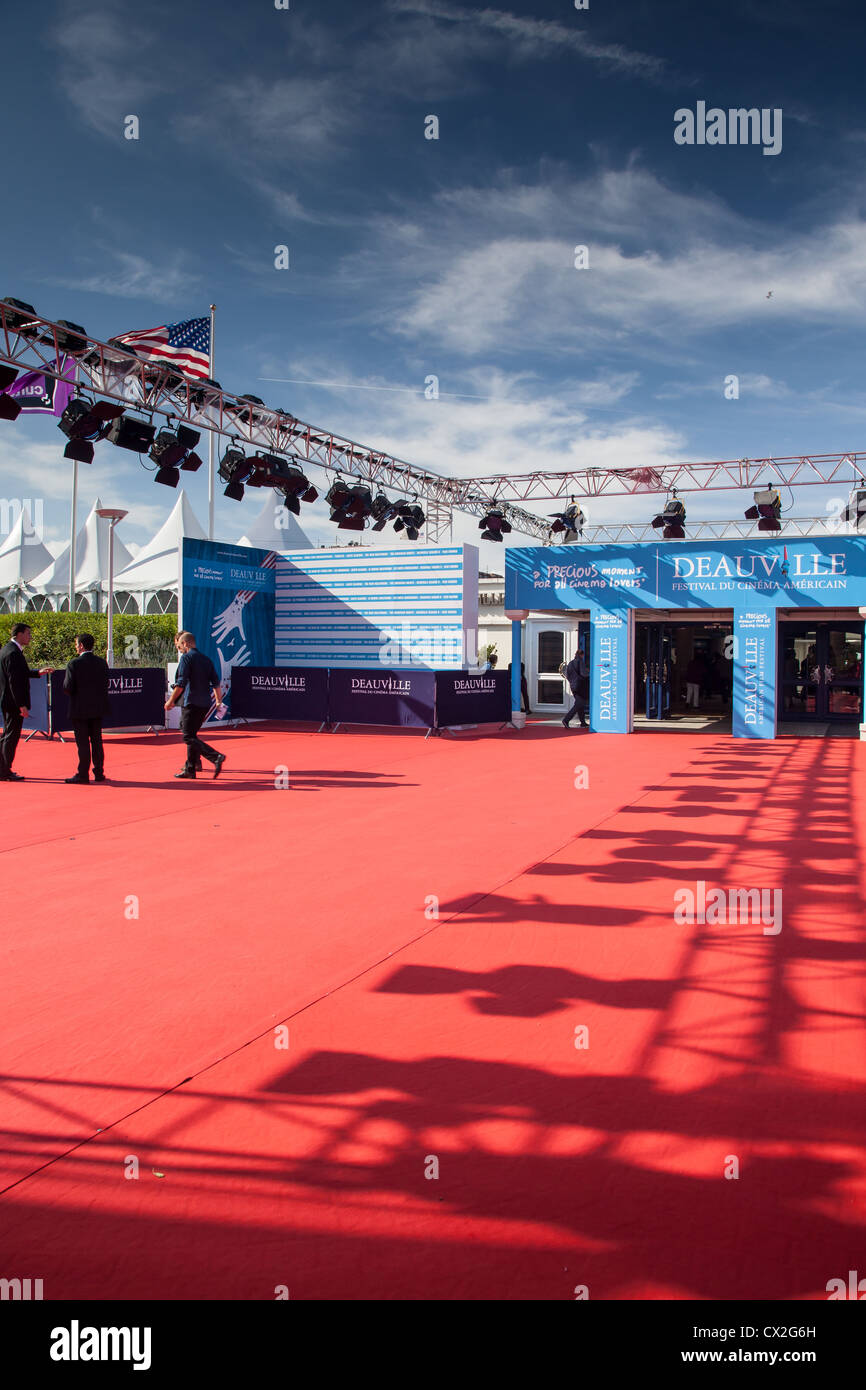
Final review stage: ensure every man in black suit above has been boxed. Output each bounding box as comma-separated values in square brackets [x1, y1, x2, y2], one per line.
[0, 622, 54, 781]
[63, 633, 111, 784]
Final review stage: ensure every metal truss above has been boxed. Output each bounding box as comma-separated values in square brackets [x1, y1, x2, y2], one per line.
[451, 454, 866, 501]
[0, 304, 551, 540]
[558, 516, 860, 545]
[2, 303, 863, 548]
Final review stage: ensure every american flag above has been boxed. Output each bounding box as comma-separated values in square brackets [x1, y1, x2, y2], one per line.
[112, 317, 211, 380]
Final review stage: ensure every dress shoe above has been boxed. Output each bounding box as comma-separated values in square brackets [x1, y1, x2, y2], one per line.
[65, 775, 89, 784]
[93, 773, 107, 783]
[561, 717, 571, 728]
[5, 771, 25, 781]
[174, 769, 196, 779]
[212, 754, 226, 779]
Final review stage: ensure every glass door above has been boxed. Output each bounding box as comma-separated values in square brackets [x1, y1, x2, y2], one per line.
[527, 622, 580, 713]
[824, 626, 863, 719]
[645, 625, 673, 720]
[779, 623, 863, 721]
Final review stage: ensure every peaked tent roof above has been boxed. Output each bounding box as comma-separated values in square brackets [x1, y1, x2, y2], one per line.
[237, 494, 313, 552]
[0, 506, 55, 593]
[114, 490, 207, 593]
[30, 498, 134, 596]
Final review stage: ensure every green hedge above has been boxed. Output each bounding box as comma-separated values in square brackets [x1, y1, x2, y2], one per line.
[0, 613, 179, 668]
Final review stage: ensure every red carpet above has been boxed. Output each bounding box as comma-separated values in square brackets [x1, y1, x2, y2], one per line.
[1, 724, 864, 1299]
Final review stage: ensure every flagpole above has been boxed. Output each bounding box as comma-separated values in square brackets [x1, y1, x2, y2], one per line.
[207, 304, 216, 541]
[68, 359, 80, 612]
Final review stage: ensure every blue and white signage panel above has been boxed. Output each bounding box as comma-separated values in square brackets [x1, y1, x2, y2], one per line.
[506, 538, 866, 612]
[506, 538, 866, 740]
[275, 545, 479, 668]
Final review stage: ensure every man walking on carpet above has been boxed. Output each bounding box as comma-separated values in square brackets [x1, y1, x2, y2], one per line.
[562, 649, 590, 729]
[63, 633, 111, 783]
[0, 622, 54, 781]
[165, 631, 226, 780]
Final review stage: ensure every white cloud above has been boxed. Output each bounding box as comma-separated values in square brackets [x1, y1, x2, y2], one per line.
[53, 9, 163, 140]
[49, 248, 201, 302]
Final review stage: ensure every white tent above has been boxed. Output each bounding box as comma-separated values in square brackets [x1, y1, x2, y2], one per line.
[29, 497, 134, 612]
[237, 494, 313, 552]
[114, 490, 206, 613]
[0, 506, 55, 609]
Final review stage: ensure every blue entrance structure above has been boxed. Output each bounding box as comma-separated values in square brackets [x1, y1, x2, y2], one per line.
[505, 537, 866, 739]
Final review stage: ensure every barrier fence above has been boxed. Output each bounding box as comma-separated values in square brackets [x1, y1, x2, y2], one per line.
[231, 666, 511, 730]
[48, 669, 167, 735]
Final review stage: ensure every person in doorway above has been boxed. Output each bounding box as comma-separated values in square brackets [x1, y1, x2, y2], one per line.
[684, 655, 703, 709]
[0, 622, 54, 781]
[562, 650, 589, 729]
[164, 632, 226, 780]
[63, 633, 110, 783]
[507, 661, 532, 715]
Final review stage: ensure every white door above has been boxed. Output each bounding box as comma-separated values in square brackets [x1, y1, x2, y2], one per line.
[526, 619, 580, 713]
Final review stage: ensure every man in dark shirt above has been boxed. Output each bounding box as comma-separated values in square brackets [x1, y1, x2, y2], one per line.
[562, 651, 590, 729]
[63, 633, 111, 783]
[0, 622, 54, 781]
[164, 631, 226, 780]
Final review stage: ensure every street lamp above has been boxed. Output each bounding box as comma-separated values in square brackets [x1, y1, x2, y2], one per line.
[97, 508, 128, 667]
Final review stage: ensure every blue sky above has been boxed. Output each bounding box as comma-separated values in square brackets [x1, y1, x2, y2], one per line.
[2, 0, 866, 562]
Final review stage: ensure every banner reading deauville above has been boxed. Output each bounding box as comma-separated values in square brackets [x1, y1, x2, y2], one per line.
[180, 539, 276, 715]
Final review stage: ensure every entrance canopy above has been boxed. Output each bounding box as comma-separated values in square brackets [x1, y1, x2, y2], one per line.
[506, 537, 866, 739]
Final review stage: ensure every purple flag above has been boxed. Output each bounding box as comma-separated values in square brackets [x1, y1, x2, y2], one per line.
[8, 356, 75, 416]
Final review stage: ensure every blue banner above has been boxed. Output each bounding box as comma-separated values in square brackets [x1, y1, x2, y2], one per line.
[181, 538, 276, 715]
[435, 670, 510, 726]
[51, 668, 167, 734]
[732, 611, 777, 738]
[231, 666, 329, 722]
[589, 607, 630, 733]
[328, 668, 436, 728]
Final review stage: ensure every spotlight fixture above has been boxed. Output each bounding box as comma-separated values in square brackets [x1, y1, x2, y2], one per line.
[0, 364, 22, 420]
[549, 497, 585, 541]
[149, 425, 202, 469]
[58, 398, 125, 463]
[188, 377, 222, 410]
[226, 393, 266, 424]
[392, 502, 426, 540]
[844, 482, 866, 532]
[106, 414, 157, 453]
[745, 484, 782, 532]
[326, 478, 373, 530]
[0, 298, 39, 335]
[479, 506, 512, 542]
[255, 457, 318, 513]
[36, 319, 88, 355]
[219, 445, 252, 501]
[651, 491, 687, 539]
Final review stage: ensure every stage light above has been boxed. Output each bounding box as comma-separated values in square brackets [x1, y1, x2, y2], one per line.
[36, 319, 88, 355]
[188, 378, 222, 409]
[745, 484, 782, 532]
[0, 365, 19, 392]
[0, 394, 22, 421]
[154, 465, 180, 488]
[393, 502, 426, 540]
[226, 393, 266, 424]
[549, 497, 585, 541]
[326, 478, 373, 530]
[58, 398, 124, 461]
[845, 483, 866, 532]
[0, 298, 39, 335]
[106, 414, 157, 453]
[479, 506, 512, 542]
[149, 424, 202, 471]
[651, 492, 686, 539]
[371, 493, 406, 532]
[219, 445, 252, 501]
